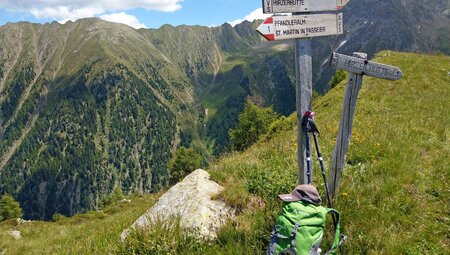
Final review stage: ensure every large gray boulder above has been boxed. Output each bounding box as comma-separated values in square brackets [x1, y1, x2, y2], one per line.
[121, 169, 234, 241]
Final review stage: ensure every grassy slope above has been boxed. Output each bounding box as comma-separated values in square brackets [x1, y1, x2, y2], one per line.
[1, 52, 448, 254]
[209, 51, 450, 254]
[0, 195, 159, 254]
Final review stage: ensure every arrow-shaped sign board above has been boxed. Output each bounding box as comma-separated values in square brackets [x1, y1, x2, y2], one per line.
[330, 53, 404, 80]
[263, 0, 349, 13]
[257, 13, 343, 41]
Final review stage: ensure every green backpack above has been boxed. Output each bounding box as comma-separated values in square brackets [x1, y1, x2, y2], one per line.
[267, 200, 342, 255]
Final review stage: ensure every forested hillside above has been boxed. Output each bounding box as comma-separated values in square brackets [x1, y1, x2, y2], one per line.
[0, 20, 184, 219]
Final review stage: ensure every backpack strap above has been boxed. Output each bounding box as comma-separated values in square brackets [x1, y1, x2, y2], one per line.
[268, 225, 278, 255]
[279, 221, 300, 255]
[324, 209, 342, 255]
[268, 222, 298, 255]
[290, 221, 300, 249]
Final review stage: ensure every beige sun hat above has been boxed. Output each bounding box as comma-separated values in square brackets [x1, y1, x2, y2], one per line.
[278, 184, 322, 205]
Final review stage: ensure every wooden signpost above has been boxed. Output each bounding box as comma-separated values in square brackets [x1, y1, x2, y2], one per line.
[263, 0, 349, 13]
[328, 52, 403, 198]
[257, 1, 348, 185]
[257, 0, 403, 206]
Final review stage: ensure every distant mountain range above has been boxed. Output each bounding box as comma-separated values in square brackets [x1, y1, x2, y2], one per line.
[0, 0, 448, 219]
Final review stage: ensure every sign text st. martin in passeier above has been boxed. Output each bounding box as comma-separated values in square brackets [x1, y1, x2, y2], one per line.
[263, 0, 349, 13]
[256, 13, 343, 41]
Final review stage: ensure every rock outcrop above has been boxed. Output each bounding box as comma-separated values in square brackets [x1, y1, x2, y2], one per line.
[121, 169, 234, 241]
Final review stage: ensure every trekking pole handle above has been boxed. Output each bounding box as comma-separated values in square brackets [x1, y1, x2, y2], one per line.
[304, 111, 315, 118]
[301, 112, 319, 135]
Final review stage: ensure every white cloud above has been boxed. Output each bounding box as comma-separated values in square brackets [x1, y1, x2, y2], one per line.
[30, 6, 104, 22]
[228, 8, 270, 27]
[1, 0, 183, 23]
[100, 12, 146, 29]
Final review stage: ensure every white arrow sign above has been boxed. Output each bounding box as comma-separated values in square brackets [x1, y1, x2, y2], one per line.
[263, 0, 350, 13]
[256, 13, 343, 41]
[330, 53, 404, 80]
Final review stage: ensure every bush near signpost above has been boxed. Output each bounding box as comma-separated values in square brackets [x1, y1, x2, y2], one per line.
[229, 100, 280, 152]
[168, 147, 203, 184]
[0, 194, 22, 221]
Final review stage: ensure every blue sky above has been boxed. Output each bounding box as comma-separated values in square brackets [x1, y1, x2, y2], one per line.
[0, 0, 269, 28]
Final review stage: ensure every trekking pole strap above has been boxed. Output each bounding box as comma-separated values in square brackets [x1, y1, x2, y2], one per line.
[324, 209, 341, 255]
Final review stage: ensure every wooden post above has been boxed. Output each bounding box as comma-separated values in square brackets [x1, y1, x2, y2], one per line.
[328, 52, 367, 198]
[295, 38, 312, 184]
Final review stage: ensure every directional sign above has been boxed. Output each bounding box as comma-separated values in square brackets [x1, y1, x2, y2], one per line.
[330, 53, 404, 80]
[263, 0, 350, 13]
[257, 13, 343, 41]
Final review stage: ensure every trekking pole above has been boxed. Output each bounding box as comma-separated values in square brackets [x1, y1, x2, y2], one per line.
[305, 133, 312, 184]
[303, 112, 337, 224]
[301, 113, 313, 184]
[312, 133, 334, 211]
[312, 128, 347, 255]
[304, 112, 345, 253]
